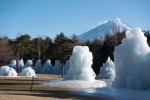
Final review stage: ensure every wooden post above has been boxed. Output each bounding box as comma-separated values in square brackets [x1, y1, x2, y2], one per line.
[30, 76, 34, 91]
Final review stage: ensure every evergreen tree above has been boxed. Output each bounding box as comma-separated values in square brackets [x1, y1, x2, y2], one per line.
[144, 31, 150, 46]
[12, 34, 32, 72]
[71, 34, 78, 45]
[42, 36, 53, 60]
[52, 32, 76, 77]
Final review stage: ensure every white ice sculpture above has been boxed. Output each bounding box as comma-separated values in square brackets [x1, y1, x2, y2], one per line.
[25, 60, 33, 67]
[0, 66, 17, 76]
[34, 59, 43, 73]
[42, 59, 53, 73]
[113, 28, 150, 89]
[64, 46, 96, 81]
[97, 57, 115, 81]
[21, 66, 36, 77]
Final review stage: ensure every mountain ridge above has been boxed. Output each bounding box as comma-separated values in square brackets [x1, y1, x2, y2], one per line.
[79, 18, 131, 42]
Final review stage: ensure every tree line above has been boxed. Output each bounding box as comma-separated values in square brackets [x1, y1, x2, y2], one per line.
[0, 31, 150, 75]
[0, 33, 78, 72]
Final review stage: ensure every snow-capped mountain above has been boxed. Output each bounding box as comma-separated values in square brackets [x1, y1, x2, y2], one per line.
[79, 18, 131, 42]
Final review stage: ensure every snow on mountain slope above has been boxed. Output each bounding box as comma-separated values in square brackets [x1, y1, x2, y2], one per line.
[79, 18, 131, 42]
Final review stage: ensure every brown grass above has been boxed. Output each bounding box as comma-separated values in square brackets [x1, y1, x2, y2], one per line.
[0, 74, 113, 100]
[0, 74, 61, 90]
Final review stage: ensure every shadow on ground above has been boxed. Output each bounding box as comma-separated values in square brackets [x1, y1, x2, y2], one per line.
[0, 90, 111, 100]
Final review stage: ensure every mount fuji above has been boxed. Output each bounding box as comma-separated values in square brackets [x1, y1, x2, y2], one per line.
[79, 18, 131, 42]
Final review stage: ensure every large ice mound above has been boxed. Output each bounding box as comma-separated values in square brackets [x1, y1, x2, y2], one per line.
[54, 60, 61, 74]
[64, 60, 70, 75]
[113, 28, 150, 89]
[34, 59, 43, 73]
[64, 46, 96, 81]
[21, 66, 36, 77]
[9, 59, 16, 67]
[25, 60, 33, 67]
[42, 59, 53, 73]
[0, 66, 17, 76]
[97, 57, 115, 81]
[19, 59, 24, 67]
[9, 59, 24, 68]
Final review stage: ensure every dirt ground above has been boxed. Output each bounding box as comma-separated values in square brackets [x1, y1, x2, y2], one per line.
[0, 74, 112, 100]
[0, 90, 112, 100]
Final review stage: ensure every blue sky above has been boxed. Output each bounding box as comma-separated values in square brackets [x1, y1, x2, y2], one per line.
[0, 0, 149, 39]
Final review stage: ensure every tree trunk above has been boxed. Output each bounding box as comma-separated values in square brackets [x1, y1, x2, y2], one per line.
[16, 51, 19, 73]
[43, 48, 46, 60]
[37, 39, 41, 59]
[61, 63, 64, 78]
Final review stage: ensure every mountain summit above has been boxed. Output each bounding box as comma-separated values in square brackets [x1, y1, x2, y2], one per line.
[79, 18, 131, 42]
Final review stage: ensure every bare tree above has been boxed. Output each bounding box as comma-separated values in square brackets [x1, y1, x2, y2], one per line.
[0, 38, 13, 65]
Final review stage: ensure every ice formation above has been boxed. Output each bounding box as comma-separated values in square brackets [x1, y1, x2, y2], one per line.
[34, 59, 43, 73]
[54, 60, 62, 74]
[43, 80, 107, 90]
[21, 66, 36, 77]
[55, 60, 62, 67]
[0, 66, 17, 76]
[25, 60, 33, 67]
[9, 59, 16, 67]
[9, 59, 24, 68]
[19, 59, 24, 67]
[42, 59, 53, 73]
[64, 46, 96, 81]
[97, 57, 115, 81]
[64, 60, 70, 75]
[113, 28, 150, 89]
